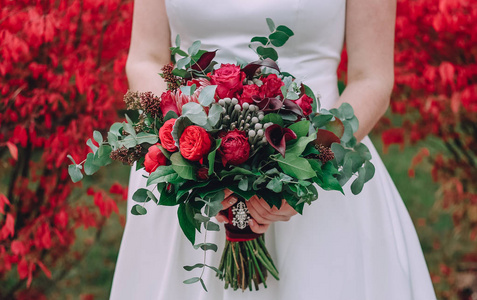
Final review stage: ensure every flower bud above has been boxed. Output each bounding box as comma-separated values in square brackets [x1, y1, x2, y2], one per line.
[248, 130, 256, 137]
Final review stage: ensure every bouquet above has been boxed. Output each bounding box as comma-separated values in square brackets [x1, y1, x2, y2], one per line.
[68, 18, 375, 291]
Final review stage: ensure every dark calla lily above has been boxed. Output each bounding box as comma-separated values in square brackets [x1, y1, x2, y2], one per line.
[314, 129, 341, 148]
[242, 58, 280, 79]
[282, 99, 304, 116]
[265, 124, 297, 157]
[191, 50, 217, 71]
[252, 95, 283, 112]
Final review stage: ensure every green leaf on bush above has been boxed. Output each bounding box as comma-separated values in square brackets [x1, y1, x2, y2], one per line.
[176, 56, 191, 70]
[107, 132, 119, 150]
[68, 164, 83, 183]
[266, 177, 283, 193]
[207, 104, 223, 127]
[181, 102, 207, 126]
[351, 166, 366, 195]
[93, 145, 112, 166]
[131, 204, 147, 215]
[183, 263, 204, 271]
[118, 135, 137, 148]
[188, 40, 201, 56]
[136, 132, 159, 145]
[312, 114, 334, 128]
[275, 154, 316, 179]
[109, 122, 123, 136]
[171, 152, 196, 180]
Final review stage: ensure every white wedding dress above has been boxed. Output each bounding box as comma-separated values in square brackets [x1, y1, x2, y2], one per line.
[110, 1, 437, 299]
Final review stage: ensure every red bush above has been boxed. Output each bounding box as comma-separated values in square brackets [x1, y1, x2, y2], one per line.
[0, 1, 132, 298]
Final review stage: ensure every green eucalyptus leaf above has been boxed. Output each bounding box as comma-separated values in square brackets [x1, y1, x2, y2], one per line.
[183, 263, 204, 272]
[312, 114, 334, 128]
[118, 135, 137, 148]
[183, 277, 200, 284]
[66, 154, 76, 165]
[276, 25, 294, 37]
[93, 145, 112, 166]
[84, 153, 100, 175]
[205, 222, 220, 231]
[198, 85, 217, 106]
[86, 138, 99, 154]
[266, 18, 276, 32]
[122, 121, 136, 138]
[194, 213, 210, 223]
[147, 166, 177, 185]
[256, 46, 278, 61]
[339, 102, 355, 119]
[199, 278, 208, 292]
[269, 31, 289, 47]
[364, 160, 375, 183]
[238, 177, 249, 191]
[251, 36, 268, 45]
[131, 204, 147, 215]
[132, 188, 150, 203]
[147, 190, 159, 204]
[109, 122, 123, 137]
[170, 152, 197, 180]
[175, 34, 181, 47]
[188, 40, 201, 56]
[181, 102, 208, 126]
[207, 104, 223, 127]
[136, 132, 159, 145]
[171, 116, 193, 147]
[266, 177, 283, 193]
[93, 131, 102, 145]
[176, 56, 191, 69]
[68, 164, 83, 183]
[164, 110, 179, 122]
[351, 166, 366, 195]
[107, 132, 119, 150]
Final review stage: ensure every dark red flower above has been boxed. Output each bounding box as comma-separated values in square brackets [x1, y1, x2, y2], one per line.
[265, 124, 297, 157]
[260, 74, 284, 98]
[144, 144, 168, 173]
[239, 84, 260, 105]
[294, 94, 313, 116]
[210, 64, 246, 99]
[159, 118, 178, 152]
[219, 129, 250, 166]
[179, 126, 212, 161]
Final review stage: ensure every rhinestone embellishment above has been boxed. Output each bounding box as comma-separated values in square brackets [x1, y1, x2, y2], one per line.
[232, 201, 250, 229]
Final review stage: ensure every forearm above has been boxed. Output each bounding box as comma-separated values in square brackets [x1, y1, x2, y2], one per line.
[333, 78, 392, 141]
[125, 59, 170, 96]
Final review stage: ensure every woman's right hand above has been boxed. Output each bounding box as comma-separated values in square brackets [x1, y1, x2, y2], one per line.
[215, 189, 238, 224]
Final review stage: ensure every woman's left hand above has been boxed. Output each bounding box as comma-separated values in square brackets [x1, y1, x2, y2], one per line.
[246, 195, 297, 234]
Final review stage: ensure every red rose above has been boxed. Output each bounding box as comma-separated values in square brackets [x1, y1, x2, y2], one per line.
[160, 90, 180, 117]
[210, 64, 246, 99]
[239, 84, 260, 105]
[259, 74, 284, 98]
[144, 143, 167, 173]
[218, 129, 250, 166]
[295, 94, 313, 116]
[159, 118, 178, 152]
[179, 125, 212, 161]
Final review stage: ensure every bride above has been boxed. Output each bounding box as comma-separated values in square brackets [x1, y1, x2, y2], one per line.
[110, 0, 437, 299]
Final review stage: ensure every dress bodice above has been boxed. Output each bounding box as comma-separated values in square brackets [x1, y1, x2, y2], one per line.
[165, 0, 346, 109]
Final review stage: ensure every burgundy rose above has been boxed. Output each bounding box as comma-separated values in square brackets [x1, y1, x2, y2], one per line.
[210, 64, 246, 99]
[159, 118, 178, 152]
[160, 90, 180, 117]
[239, 84, 260, 105]
[259, 74, 284, 98]
[197, 167, 209, 180]
[144, 144, 168, 173]
[265, 124, 297, 158]
[294, 94, 313, 116]
[218, 129, 250, 166]
[179, 125, 212, 161]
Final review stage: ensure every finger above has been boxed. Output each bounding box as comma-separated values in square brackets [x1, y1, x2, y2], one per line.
[246, 197, 274, 225]
[216, 214, 229, 223]
[249, 197, 290, 224]
[221, 193, 238, 210]
[224, 188, 234, 199]
[249, 219, 269, 234]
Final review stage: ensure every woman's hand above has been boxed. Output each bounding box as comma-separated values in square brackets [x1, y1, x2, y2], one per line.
[216, 190, 298, 234]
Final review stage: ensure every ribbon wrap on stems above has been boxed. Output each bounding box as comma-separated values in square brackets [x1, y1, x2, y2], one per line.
[217, 196, 279, 291]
